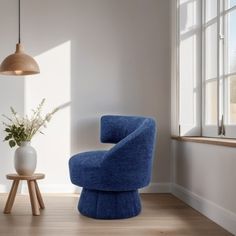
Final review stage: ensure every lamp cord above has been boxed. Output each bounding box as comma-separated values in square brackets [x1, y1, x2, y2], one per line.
[18, 0, 21, 44]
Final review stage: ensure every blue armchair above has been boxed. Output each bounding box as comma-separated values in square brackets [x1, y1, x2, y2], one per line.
[69, 115, 156, 219]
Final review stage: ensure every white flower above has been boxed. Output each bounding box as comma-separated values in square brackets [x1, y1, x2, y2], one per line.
[2, 99, 60, 145]
[45, 114, 52, 122]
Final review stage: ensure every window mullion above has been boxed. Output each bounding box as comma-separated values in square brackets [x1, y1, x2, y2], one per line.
[217, 0, 221, 135]
[222, 0, 227, 126]
[202, 0, 219, 137]
[220, 0, 226, 133]
[222, 2, 236, 137]
[201, 0, 205, 135]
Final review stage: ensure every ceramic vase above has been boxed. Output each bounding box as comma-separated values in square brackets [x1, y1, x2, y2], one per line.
[14, 141, 37, 176]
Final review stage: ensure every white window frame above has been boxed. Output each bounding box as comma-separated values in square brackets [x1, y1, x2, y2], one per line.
[202, 0, 236, 138]
[173, 0, 236, 138]
[174, 0, 202, 137]
[202, 0, 220, 137]
[222, 2, 236, 137]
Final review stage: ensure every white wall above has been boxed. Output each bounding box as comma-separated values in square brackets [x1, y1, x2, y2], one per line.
[0, 1, 25, 192]
[0, 0, 172, 193]
[172, 140, 236, 235]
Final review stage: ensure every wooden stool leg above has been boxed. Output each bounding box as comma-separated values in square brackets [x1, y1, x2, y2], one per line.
[4, 180, 20, 214]
[34, 180, 45, 209]
[27, 180, 40, 216]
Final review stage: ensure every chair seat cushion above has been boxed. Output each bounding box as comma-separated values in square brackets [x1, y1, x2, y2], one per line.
[69, 151, 107, 189]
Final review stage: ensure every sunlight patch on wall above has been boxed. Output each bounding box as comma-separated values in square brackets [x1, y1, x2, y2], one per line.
[24, 41, 73, 192]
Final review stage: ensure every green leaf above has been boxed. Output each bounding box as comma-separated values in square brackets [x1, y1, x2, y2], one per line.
[9, 140, 16, 148]
[5, 128, 11, 132]
[4, 136, 11, 141]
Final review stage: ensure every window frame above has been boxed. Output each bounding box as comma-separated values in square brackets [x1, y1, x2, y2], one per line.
[174, 0, 236, 138]
[222, 3, 236, 137]
[176, 0, 202, 137]
[200, 0, 236, 137]
[202, 0, 221, 137]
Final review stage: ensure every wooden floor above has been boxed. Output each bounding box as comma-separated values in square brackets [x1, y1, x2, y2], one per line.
[0, 193, 232, 236]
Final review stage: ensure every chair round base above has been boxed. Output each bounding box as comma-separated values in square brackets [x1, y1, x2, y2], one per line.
[78, 188, 141, 219]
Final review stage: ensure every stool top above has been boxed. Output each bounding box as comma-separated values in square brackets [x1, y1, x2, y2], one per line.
[6, 173, 45, 180]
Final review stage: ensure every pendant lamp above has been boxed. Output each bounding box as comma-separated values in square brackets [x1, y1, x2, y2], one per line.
[0, 0, 40, 76]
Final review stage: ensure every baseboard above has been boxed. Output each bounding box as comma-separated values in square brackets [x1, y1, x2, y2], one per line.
[0, 182, 171, 194]
[26, 183, 170, 194]
[0, 184, 10, 193]
[0, 182, 170, 194]
[171, 183, 236, 235]
[21, 184, 82, 194]
[140, 182, 171, 193]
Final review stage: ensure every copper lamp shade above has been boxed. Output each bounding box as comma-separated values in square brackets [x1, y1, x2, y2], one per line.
[0, 44, 40, 76]
[0, 0, 40, 76]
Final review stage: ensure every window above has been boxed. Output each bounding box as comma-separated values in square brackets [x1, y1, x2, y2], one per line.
[202, 0, 236, 137]
[176, 0, 202, 136]
[203, 0, 236, 137]
[175, 0, 236, 138]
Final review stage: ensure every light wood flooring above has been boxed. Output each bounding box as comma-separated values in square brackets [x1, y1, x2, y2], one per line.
[0, 193, 232, 236]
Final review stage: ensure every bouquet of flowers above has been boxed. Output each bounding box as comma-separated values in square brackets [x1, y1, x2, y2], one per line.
[2, 99, 59, 148]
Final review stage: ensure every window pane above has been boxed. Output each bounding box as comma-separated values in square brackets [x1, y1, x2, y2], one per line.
[205, 81, 218, 124]
[178, 0, 202, 135]
[179, 0, 198, 33]
[226, 10, 236, 74]
[228, 76, 236, 124]
[226, 0, 236, 9]
[205, 0, 217, 22]
[219, 78, 224, 121]
[231, 0, 236, 8]
[205, 23, 218, 80]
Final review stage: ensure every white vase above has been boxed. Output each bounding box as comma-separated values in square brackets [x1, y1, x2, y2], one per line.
[14, 141, 37, 176]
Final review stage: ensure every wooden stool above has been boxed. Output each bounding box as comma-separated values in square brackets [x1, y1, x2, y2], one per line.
[4, 173, 45, 216]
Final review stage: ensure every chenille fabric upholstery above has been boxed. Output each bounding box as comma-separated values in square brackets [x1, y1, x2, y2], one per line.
[69, 115, 156, 219]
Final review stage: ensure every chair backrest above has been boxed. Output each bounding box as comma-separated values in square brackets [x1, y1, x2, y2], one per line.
[100, 115, 157, 191]
[100, 115, 145, 144]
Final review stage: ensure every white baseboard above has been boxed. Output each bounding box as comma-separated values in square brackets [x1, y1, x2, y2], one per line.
[0, 184, 10, 193]
[0, 182, 171, 194]
[140, 182, 171, 193]
[24, 182, 170, 194]
[21, 183, 82, 194]
[171, 183, 236, 235]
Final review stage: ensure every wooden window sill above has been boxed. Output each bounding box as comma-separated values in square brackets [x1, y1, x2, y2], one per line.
[171, 135, 236, 147]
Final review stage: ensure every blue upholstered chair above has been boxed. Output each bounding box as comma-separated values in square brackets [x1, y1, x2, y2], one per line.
[69, 115, 156, 219]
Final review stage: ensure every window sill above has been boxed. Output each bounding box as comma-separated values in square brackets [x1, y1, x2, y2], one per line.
[171, 136, 236, 148]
